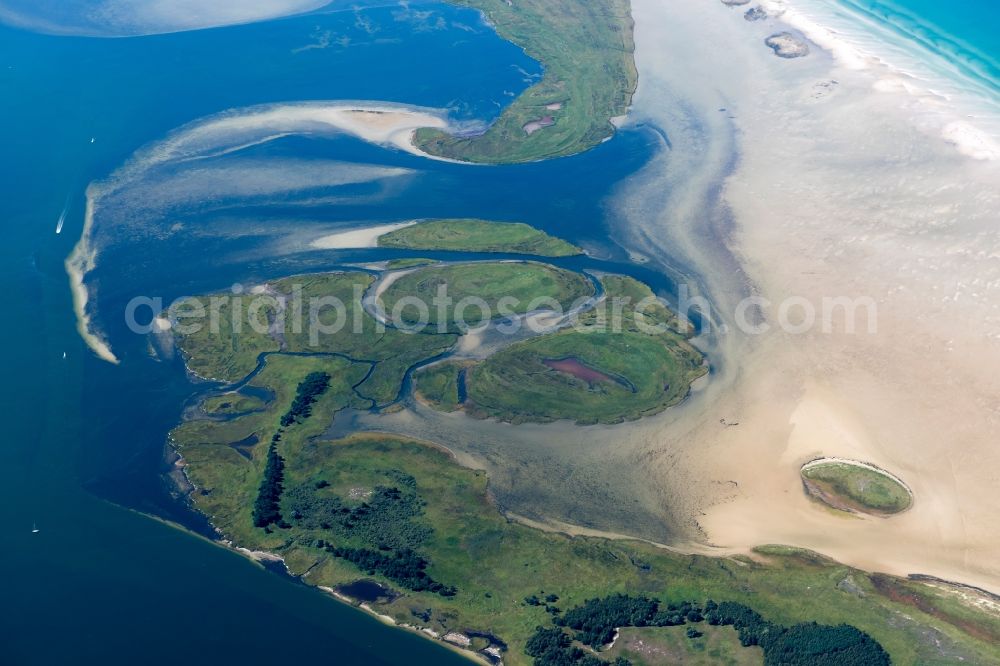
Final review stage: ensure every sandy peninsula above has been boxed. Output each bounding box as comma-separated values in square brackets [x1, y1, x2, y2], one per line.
[615, 0, 1000, 593]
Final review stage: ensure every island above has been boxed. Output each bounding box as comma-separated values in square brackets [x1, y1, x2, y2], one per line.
[413, 273, 704, 425]
[377, 261, 595, 331]
[416, 0, 638, 163]
[801, 458, 913, 516]
[385, 258, 439, 270]
[378, 219, 583, 257]
[463, 327, 704, 425]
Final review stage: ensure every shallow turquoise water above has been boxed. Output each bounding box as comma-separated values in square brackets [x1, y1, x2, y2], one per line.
[848, 0, 999, 63]
[834, 0, 1000, 90]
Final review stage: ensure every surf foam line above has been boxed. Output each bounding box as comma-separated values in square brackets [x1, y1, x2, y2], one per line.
[764, 0, 1000, 160]
[66, 101, 455, 364]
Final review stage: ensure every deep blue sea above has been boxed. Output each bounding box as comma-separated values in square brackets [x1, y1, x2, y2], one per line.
[2, 0, 998, 664]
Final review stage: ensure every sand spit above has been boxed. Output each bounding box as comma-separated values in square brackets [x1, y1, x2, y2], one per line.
[620, 0, 1000, 593]
[311, 221, 418, 250]
[65, 194, 118, 364]
[304, 106, 450, 158]
[122, 102, 451, 168]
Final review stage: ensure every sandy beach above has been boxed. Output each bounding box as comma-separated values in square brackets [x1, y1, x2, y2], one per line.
[617, 0, 1000, 593]
[310, 221, 418, 250]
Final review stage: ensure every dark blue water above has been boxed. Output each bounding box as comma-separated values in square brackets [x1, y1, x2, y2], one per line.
[0, 4, 658, 664]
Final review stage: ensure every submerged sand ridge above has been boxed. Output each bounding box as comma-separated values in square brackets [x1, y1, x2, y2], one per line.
[620, 0, 1000, 592]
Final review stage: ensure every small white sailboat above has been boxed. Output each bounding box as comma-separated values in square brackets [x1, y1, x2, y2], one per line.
[90, 137, 95, 144]
[31, 522, 40, 534]
[62, 351, 67, 360]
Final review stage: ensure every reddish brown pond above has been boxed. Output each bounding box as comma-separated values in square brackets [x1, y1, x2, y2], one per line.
[543, 357, 615, 384]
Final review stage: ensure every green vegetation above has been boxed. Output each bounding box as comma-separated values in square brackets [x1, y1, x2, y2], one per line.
[201, 392, 267, 416]
[524, 626, 630, 665]
[168, 265, 999, 665]
[252, 441, 287, 528]
[460, 273, 704, 424]
[170, 271, 458, 387]
[585, 274, 690, 336]
[167, 293, 277, 382]
[558, 594, 661, 646]
[327, 547, 456, 598]
[280, 372, 331, 427]
[172, 267, 694, 427]
[413, 361, 469, 412]
[287, 479, 430, 551]
[417, 0, 637, 163]
[801, 461, 912, 515]
[378, 261, 594, 331]
[386, 258, 438, 270]
[605, 625, 762, 665]
[176, 435, 1000, 665]
[251, 368, 335, 532]
[704, 602, 889, 666]
[286, 459, 456, 596]
[252, 370, 333, 528]
[172, 354, 371, 542]
[524, 596, 889, 665]
[399, 272, 703, 424]
[466, 328, 704, 424]
[378, 219, 582, 257]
